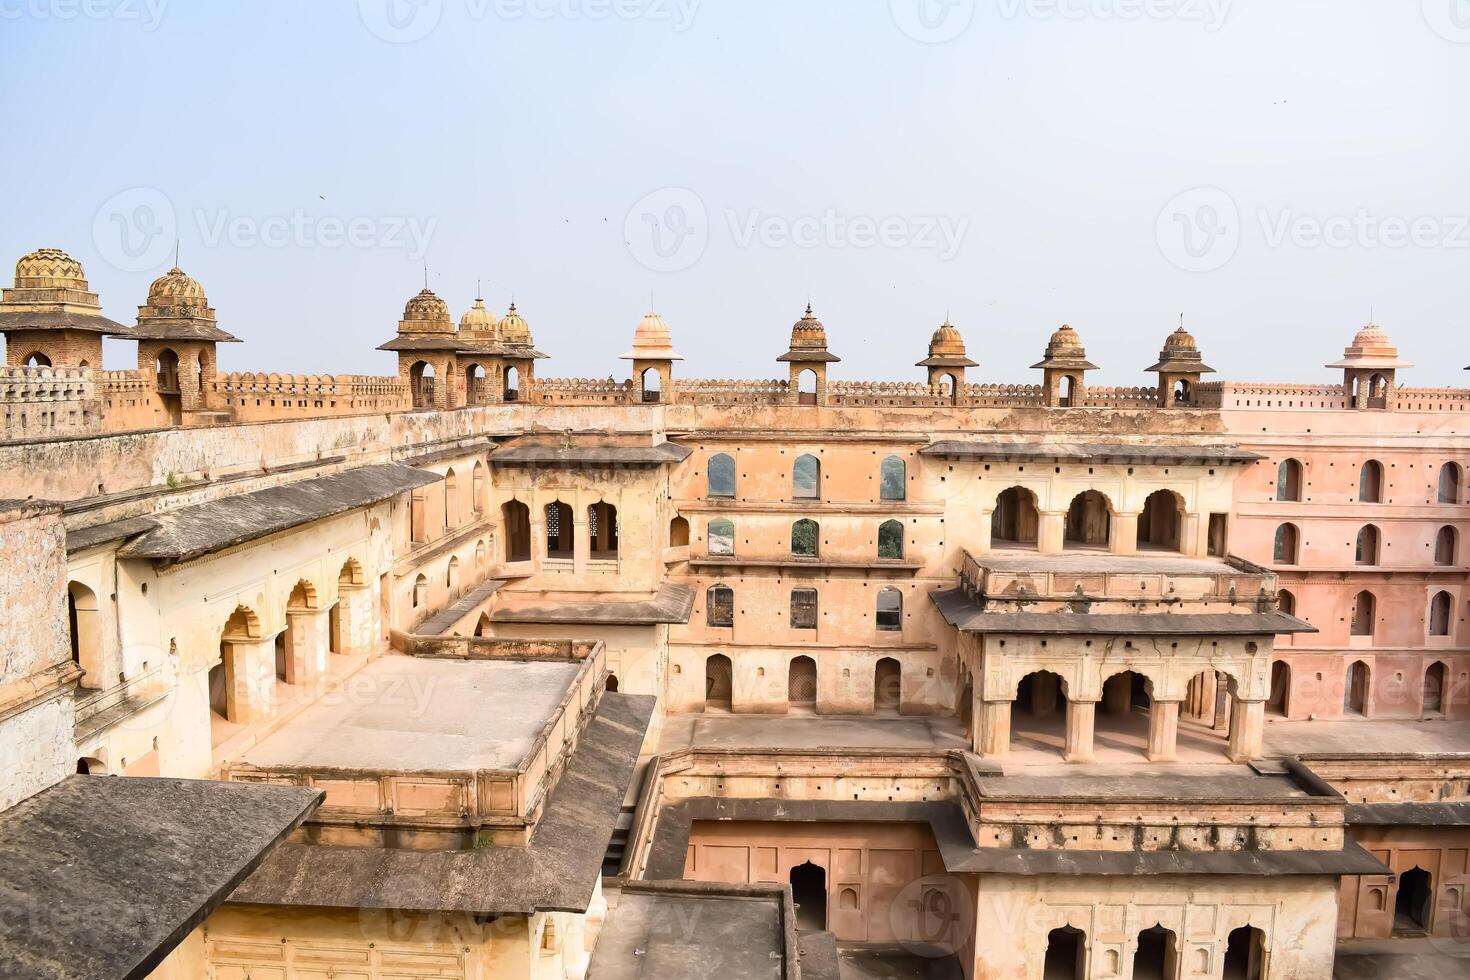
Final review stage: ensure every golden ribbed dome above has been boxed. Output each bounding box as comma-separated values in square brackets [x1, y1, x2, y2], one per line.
[1352, 324, 1389, 348]
[499, 302, 531, 345]
[929, 320, 967, 359]
[1146, 322, 1214, 375]
[147, 267, 208, 307]
[789, 304, 828, 350]
[15, 247, 87, 289]
[460, 297, 497, 329]
[403, 287, 451, 322]
[1163, 325, 1197, 351]
[1046, 324, 1083, 354]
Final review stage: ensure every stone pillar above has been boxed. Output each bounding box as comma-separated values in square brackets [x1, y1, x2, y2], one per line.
[1039, 511, 1066, 555]
[1032, 672, 1059, 716]
[978, 699, 1011, 759]
[1064, 700, 1096, 762]
[1148, 700, 1181, 761]
[284, 608, 331, 684]
[1228, 699, 1266, 762]
[976, 510, 994, 555]
[573, 508, 590, 575]
[336, 586, 375, 655]
[1182, 512, 1204, 557]
[226, 637, 276, 724]
[1113, 512, 1139, 556]
[1213, 676, 1232, 735]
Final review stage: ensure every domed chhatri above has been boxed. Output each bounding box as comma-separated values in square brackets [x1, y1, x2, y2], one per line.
[400, 287, 453, 332]
[621, 311, 683, 362]
[132, 266, 238, 342]
[458, 296, 501, 344]
[1031, 324, 1098, 408]
[1327, 321, 1413, 409]
[499, 302, 532, 347]
[0, 247, 130, 367]
[918, 318, 978, 366]
[778, 304, 840, 363]
[1147, 322, 1215, 407]
[14, 247, 88, 290]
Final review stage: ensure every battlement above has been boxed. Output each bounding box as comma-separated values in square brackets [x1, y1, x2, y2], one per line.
[212, 371, 407, 421]
[0, 366, 99, 441]
[1195, 381, 1470, 412]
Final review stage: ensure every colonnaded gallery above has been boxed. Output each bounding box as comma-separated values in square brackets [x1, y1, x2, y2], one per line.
[0, 246, 1467, 980]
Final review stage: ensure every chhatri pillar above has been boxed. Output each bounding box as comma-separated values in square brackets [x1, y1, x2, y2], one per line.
[1147, 322, 1215, 407]
[778, 305, 839, 406]
[621, 310, 683, 404]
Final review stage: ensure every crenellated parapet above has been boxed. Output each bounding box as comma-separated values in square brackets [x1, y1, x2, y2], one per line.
[526, 376, 636, 405]
[1189, 381, 1470, 412]
[671, 378, 790, 405]
[0, 365, 100, 440]
[211, 371, 409, 420]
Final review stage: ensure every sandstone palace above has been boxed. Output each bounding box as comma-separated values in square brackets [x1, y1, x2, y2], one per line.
[0, 246, 1466, 980]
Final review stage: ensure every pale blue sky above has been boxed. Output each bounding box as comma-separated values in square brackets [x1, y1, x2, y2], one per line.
[2, 0, 1467, 384]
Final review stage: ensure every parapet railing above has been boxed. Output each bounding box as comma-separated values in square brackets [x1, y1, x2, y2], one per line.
[525, 376, 636, 404]
[211, 371, 407, 398]
[0, 365, 96, 403]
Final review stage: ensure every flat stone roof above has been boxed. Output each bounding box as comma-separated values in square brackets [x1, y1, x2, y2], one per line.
[231, 693, 655, 915]
[589, 884, 792, 980]
[243, 656, 579, 773]
[0, 775, 320, 980]
[491, 441, 691, 467]
[1267, 718, 1470, 757]
[931, 589, 1312, 636]
[491, 582, 694, 626]
[920, 440, 1259, 465]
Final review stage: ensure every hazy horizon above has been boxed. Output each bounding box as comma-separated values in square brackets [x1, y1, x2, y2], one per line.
[3, 0, 1468, 386]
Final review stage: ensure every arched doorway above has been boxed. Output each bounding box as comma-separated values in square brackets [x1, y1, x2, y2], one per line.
[789, 861, 826, 930]
[1043, 926, 1085, 980]
[705, 654, 732, 711]
[501, 500, 531, 562]
[788, 656, 817, 710]
[588, 501, 619, 558]
[545, 500, 574, 558]
[1013, 670, 1068, 757]
[874, 657, 901, 714]
[409, 360, 436, 408]
[156, 348, 182, 424]
[1345, 661, 1370, 716]
[1137, 490, 1183, 552]
[669, 515, 689, 547]
[1425, 662, 1447, 716]
[1223, 925, 1265, 980]
[503, 365, 520, 401]
[1097, 670, 1151, 756]
[1134, 925, 1176, 980]
[474, 612, 491, 637]
[798, 369, 817, 405]
[1267, 661, 1290, 717]
[67, 581, 102, 690]
[992, 487, 1040, 548]
[1394, 867, 1433, 935]
[641, 367, 661, 403]
[1064, 491, 1111, 550]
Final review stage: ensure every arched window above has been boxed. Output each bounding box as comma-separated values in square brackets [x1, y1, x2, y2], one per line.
[707, 453, 736, 498]
[876, 588, 902, 632]
[1268, 661, 1291, 717]
[1278, 588, 1297, 616]
[67, 582, 102, 690]
[790, 588, 818, 630]
[797, 369, 817, 404]
[992, 487, 1039, 547]
[640, 366, 662, 403]
[1351, 590, 1376, 637]
[474, 540, 487, 565]
[545, 501, 574, 558]
[1059, 374, 1078, 407]
[502, 500, 531, 562]
[1360, 460, 1384, 503]
[446, 556, 460, 592]
[409, 488, 428, 544]
[669, 515, 689, 547]
[1345, 660, 1370, 715]
[155, 348, 180, 392]
[1064, 491, 1111, 549]
[793, 454, 820, 499]
[1356, 524, 1380, 566]
[588, 501, 619, 558]
[788, 655, 817, 704]
[879, 456, 906, 500]
[1043, 927, 1086, 980]
[875, 657, 901, 712]
[443, 469, 459, 528]
[409, 360, 435, 408]
[791, 518, 819, 558]
[1273, 523, 1299, 565]
[706, 584, 734, 627]
[705, 654, 733, 710]
[1137, 490, 1184, 552]
[1277, 459, 1303, 501]
[22, 351, 51, 368]
[708, 517, 735, 557]
[1440, 463, 1463, 504]
[877, 519, 905, 560]
[1224, 926, 1266, 980]
[412, 574, 428, 609]
[1437, 526, 1458, 566]
[1430, 591, 1453, 637]
[466, 363, 487, 404]
[503, 365, 520, 401]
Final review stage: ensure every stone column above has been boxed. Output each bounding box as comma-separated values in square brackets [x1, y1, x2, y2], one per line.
[573, 507, 590, 575]
[1212, 675, 1232, 735]
[977, 699, 1012, 759]
[1039, 511, 1067, 554]
[336, 586, 375, 655]
[284, 608, 331, 684]
[1064, 699, 1096, 762]
[226, 636, 276, 724]
[1181, 512, 1204, 557]
[1147, 700, 1181, 761]
[975, 510, 994, 554]
[1112, 512, 1140, 556]
[1228, 699, 1266, 762]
